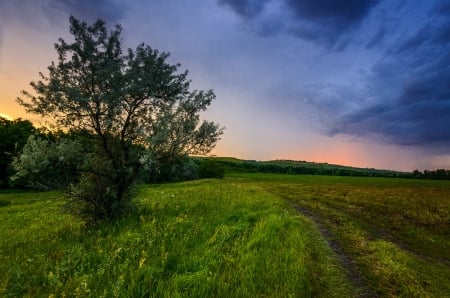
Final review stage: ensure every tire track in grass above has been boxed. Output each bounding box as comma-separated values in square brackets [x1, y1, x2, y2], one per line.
[312, 199, 450, 267]
[290, 203, 378, 298]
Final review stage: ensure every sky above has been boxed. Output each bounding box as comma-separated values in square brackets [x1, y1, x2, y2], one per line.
[1, 0, 449, 171]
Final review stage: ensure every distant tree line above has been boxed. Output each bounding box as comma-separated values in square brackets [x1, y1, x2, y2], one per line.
[216, 159, 450, 180]
[412, 169, 450, 180]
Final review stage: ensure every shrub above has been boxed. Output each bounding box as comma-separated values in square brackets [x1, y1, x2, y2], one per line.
[10, 135, 84, 190]
[198, 159, 224, 179]
[141, 156, 199, 183]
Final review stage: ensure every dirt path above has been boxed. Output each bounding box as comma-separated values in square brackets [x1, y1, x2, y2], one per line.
[290, 203, 378, 298]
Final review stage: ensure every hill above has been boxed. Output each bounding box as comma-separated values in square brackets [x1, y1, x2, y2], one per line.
[209, 157, 412, 178]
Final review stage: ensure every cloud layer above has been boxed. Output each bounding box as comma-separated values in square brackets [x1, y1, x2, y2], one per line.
[219, 0, 381, 49]
[220, 0, 450, 151]
[0, 0, 127, 26]
[331, 2, 450, 149]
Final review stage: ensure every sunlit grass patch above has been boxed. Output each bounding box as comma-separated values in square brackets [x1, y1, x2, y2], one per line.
[0, 179, 354, 297]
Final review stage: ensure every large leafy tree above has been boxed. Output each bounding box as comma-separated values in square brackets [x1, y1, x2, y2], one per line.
[18, 17, 223, 222]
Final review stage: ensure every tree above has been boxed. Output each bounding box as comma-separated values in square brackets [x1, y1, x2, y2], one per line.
[17, 17, 223, 222]
[0, 117, 36, 188]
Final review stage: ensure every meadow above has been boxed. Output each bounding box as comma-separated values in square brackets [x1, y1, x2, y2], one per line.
[233, 173, 450, 297]
[1, 173, 449, 297]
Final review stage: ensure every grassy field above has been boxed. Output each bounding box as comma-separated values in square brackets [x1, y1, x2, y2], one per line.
[230, 173, 450, 297]
[0, 179, 353, 297]
[1, 173, 449, 297]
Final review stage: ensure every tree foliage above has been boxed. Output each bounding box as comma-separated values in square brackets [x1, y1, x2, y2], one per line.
[11, 134, 84, 190]
[412, 169, 450, 180]
[17, 17, 223, 222]
[142, 155, 199, 183]
[0, 117, 36, 187]
[198, 159, 225, 179]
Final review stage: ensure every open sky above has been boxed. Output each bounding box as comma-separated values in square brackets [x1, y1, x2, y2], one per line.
[1, 0, 449, 171]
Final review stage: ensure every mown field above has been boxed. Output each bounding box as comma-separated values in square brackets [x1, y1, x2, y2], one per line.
[232, 173, 450, 297]
[1, 173, 449, 297]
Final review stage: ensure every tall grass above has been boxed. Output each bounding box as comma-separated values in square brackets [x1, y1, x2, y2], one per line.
[0, 179, 353, 297]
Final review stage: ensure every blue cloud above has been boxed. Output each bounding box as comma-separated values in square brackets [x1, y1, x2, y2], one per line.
[331, 3, 450, 149]
[218, 0, 270, 18]
[63, 0, 128, 23]
[0, 0, 128, 25]
[218, 0, 381, 49]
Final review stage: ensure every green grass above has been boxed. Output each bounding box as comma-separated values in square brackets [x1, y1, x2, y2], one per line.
[231, 172, 450, 297]
[0, 179, 353, 297]
[2, 173, 449, 297]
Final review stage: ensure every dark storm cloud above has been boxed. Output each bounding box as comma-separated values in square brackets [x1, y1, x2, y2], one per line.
[286, 0, 378, 22]
[286, 0, 381, 47]
[60, 0, 128, 23]
[218, 0, 381, 49]
[365, 26, 387, 49]
[218, 0, 270, 18]
[433, 1, 450, 15]
[218, 0, 284, 36]
[331, 4, 450, 149]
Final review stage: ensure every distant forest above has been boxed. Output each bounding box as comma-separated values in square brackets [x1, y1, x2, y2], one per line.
[213, 158, 450, 180]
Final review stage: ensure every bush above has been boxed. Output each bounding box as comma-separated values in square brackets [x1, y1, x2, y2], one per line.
[198, 159, 224, 179]
[0, 117, 36, 188]
[67, 171, 135, 224]
[141, 156, 199, 183]
[10, 135, 84, 190]
[182, 158, 199, 180]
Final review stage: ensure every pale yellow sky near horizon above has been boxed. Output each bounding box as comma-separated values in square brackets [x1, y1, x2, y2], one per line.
[1, 20, 62, 123]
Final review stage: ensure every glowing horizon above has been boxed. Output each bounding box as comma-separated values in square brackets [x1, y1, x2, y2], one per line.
[0, 113, 13, 120]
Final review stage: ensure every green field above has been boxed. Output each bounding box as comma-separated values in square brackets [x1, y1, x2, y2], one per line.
[1, 173, 449, 297]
